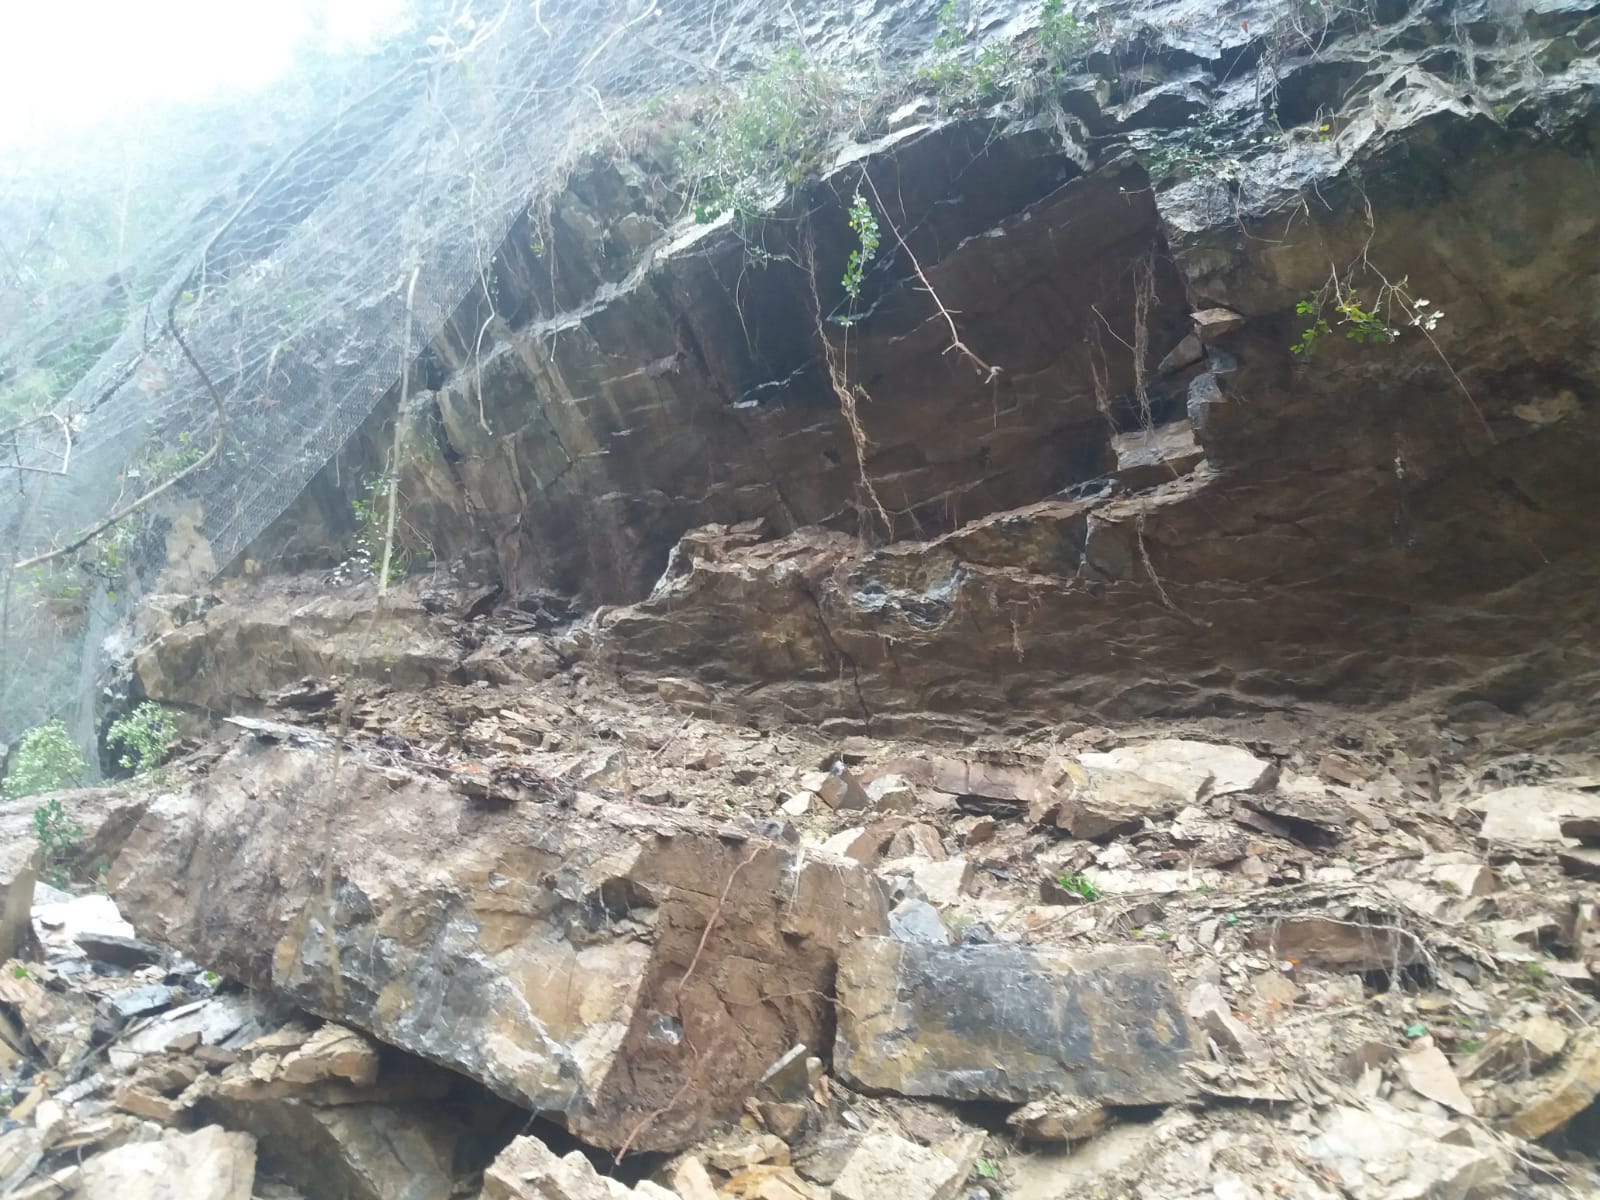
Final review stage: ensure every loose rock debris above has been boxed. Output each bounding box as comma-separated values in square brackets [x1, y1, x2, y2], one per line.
[3, 690, 1600, 1198]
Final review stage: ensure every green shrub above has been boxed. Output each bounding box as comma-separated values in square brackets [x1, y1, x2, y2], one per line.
[676, 47, 855, 223]
[106, 702, 179, 774]
[1039, 0, 1093, 73]
[33, 798, 83, 887]
[3, 720, 88, 800]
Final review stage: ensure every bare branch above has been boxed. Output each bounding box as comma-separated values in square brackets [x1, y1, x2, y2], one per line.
[859, 173, 1000, 381]
[0, 412, 73, 476]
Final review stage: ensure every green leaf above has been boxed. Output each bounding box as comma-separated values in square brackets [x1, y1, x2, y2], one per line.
[976, 1159, 999, 1180]
[1405, 1023, 1427, 1039]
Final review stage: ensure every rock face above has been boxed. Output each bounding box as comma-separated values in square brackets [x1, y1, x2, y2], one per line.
[834, 939, 1195, 1104]
[202, 0, 1600, 743]
[108, 734, 888, 1151]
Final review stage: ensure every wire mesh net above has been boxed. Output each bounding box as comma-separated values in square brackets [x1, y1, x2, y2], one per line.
[0, 0, 929, 750]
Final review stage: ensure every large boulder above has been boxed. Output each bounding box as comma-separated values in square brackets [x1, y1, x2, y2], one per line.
[109, 732, 888, 1151]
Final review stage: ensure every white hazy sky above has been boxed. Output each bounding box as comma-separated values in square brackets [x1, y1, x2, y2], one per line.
[0, 0, 409, 150]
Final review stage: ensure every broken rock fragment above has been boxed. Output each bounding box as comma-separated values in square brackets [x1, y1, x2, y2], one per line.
[1046, 767, 1187, 840]
[1186, 982, 1266, 1063]
[865, 774, 918, 813]
[800, 768, 869, 811]
[879, 857, 973, 907]
[1504, 1029, 1600, 1139]
[835, 940, 1194, 1104]
[76, 1125, 256, 1200]
[888, 899, 951, 944]
[483, 1134, 677, 1199]
[1007, 1094, 1109, 1143]
[109, 738, 888, 1152]
[1478, 786, 1600, 845]
[1248, 915, 1425, 974]
[1077, 740, 1273, 802]
[1302, 1103, 1506, 1199]
[829, 1129, 984, 1200]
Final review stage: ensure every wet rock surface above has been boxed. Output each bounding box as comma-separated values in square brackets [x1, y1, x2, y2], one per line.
[836, 940, 1195, 1104]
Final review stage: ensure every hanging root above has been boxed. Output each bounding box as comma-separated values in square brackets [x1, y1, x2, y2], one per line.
[1136, 513, 1208, 627]
[800, 224, 894, 539]
[1132, 251, 1155, 434]
[859, 174, 1000, 382]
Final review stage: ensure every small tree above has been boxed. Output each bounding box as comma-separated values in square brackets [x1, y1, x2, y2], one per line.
[3, 720, 88, 800]
[107, 702, 179, 775]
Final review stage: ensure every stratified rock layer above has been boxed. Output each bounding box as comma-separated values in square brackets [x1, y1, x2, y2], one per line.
[108, 733, 888, 1152]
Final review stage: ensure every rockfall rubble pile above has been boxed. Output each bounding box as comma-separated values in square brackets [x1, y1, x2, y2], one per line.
[2, 615, 1599, 1196]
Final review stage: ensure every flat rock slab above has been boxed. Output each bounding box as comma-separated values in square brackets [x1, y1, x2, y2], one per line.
[1479, 786, 1600, 845]
[1077, 740, 1271, 801]
[835, 940, 1195, 1104]
[1248, 916, 1425, 973]
[109, 738, 888, 1152]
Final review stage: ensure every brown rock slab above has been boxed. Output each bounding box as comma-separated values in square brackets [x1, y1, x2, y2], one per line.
[866, 775, 919, 814]
[74, 933, 163, 969]
[1236, 791, 1350, 844]
[1186, 982, 1266, 1063]
[1248, 916, 1425, 973]
[1458, 1016, 1567, 1080]
[885, 823, 947, 862]
[109, 738, 888, 1152]
[835, 940, 1195, 1104]
[1190, 307, 1246, 339]
[1398, 1040, 1474, 1116]
[1557, 847, 1600, 879]
[755, 1044, 811, 1103]
[864, 757, 1036, 808]
[802, 769, 869, 812]
[718, 1165, 819, 1199]
[1560, 815, 1600, 843]
[277, 1024, 380, 1087]
[1007, 1094, 1109, 1143]
[669, 1157, 719, 1200]
[112, 1084, 186, 1126]
[1110, 422, 1204, 488]
[757, 1101, 811, 1143]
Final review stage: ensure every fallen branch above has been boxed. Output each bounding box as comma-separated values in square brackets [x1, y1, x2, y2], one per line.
[0, 412, 73, 476]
